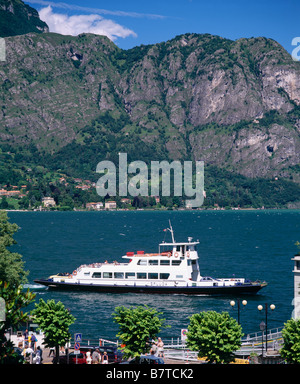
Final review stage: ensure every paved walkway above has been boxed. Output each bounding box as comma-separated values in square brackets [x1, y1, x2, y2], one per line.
[39, 348, 200, 365]
[40, 348, 55, 364]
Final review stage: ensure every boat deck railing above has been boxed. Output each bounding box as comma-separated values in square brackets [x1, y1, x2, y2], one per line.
[75, 262, 128, 271]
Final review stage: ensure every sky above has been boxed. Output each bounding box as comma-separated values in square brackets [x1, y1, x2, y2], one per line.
[25, 0, 300, 55]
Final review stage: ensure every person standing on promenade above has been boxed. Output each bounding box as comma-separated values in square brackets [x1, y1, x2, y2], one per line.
[23, 329, 29, 346]
[22, 345, 34, 364]
[92, 348, 101, 364]
[157, 337, 164, 358]
[17, 332, 24, 349]
[35, 346, 42, 364]
[31, 333, 37, 351]
[150, 340, 158, 356]
[102, 351, 108, 364]
[86, 349, 92, 364]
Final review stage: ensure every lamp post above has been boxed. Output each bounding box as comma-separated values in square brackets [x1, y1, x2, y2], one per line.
[230, 299, 247, 325]
[257, 303, 275, 354]
[259, 321, 266, 360]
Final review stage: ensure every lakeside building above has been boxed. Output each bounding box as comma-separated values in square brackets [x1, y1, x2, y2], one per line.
[0, 189, 22, 196]
[75, 184, 90, 190]
[105, 201, 117, 209]
[86, 202, 104, 210]
[120, 198, 131, 205]
[185, 201, 193, 209]
[42, 197, 56, 208]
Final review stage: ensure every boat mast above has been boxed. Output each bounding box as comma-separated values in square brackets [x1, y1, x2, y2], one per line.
[159, 221, 176, 253]
[169, 220, 175, 243]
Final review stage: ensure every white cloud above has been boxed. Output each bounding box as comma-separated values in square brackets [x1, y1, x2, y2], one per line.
[38, 6, 137, 41]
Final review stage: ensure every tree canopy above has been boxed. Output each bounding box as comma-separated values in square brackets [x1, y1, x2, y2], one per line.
[0, 211, 28, 287]
[112, 305, 169, 359]
[186, 310, 243, 364]
[0, 282, 35, 363]
[32, 298, 76, 363]
[280, 318, 300, 364]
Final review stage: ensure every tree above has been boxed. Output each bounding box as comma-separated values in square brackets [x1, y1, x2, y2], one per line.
[0, 196, 9, 210]
[186, 310, 243, 364]
[0, 211, 28, 287]
[32, 299, 76, 363]
[0, 282, 35, 363]
[112, 305, 169, 359]
[280, 318, 300, 364]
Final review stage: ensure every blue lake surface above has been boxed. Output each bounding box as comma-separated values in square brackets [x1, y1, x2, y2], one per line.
[8, 209, 300, 342]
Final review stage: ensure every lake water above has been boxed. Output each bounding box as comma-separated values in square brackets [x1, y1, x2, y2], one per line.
[8, 209, 300, 342]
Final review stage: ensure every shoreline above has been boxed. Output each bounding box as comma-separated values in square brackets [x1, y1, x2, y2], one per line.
[5, 207, 300, 213]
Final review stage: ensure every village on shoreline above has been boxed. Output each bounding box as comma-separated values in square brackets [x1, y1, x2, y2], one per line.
[1, 174, 299, 212]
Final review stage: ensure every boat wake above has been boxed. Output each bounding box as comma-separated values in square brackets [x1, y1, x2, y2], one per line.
[23, 284, 47, 290]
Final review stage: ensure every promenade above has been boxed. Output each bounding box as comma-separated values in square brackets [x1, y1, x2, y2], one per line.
[39, 347, 202, 365]
[15, 328, 283, 365]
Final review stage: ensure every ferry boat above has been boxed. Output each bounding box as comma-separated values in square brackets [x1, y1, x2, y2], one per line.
[34, 222, 267, 295]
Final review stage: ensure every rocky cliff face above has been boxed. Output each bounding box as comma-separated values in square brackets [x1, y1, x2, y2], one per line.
[0, 0, 49, 37]
[0, 31, 299, 180]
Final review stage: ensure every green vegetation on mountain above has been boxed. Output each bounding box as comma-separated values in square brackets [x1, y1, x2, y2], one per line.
[0, 143, 300, 210]
[0, 2, 300, 209]
[0, 0, 48, 37]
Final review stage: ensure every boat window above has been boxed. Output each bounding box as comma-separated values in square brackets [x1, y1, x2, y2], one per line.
[148, 273, 158, 279]
[137, 260, 147, 266]
[149, 260, 158, 265]
[103, 272, 113, 278]
[84, 272, 90, 276]
[171, 260, 181, 266]
[201, 277, 212, 281]
[176, 275, 183, 278]
[114, 272, 124, 279]
[125, 272, 135, 279]
[137, 273, 147, 279]
[92, 272, 101, 278]
[187, 245, 195, 251]
[160, 273, 170, 279]
[176, 246, 181, 251]
[160, 260, 170, 266]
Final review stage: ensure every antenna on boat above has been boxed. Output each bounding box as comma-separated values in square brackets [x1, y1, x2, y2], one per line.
[162, 220, 175, 243]
[168, 220, 175, 243]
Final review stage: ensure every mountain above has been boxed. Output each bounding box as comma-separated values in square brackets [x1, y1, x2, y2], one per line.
[0, 0, 48, 37]
[1, 31, 300, 180]
[0, 3, 300, 209]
